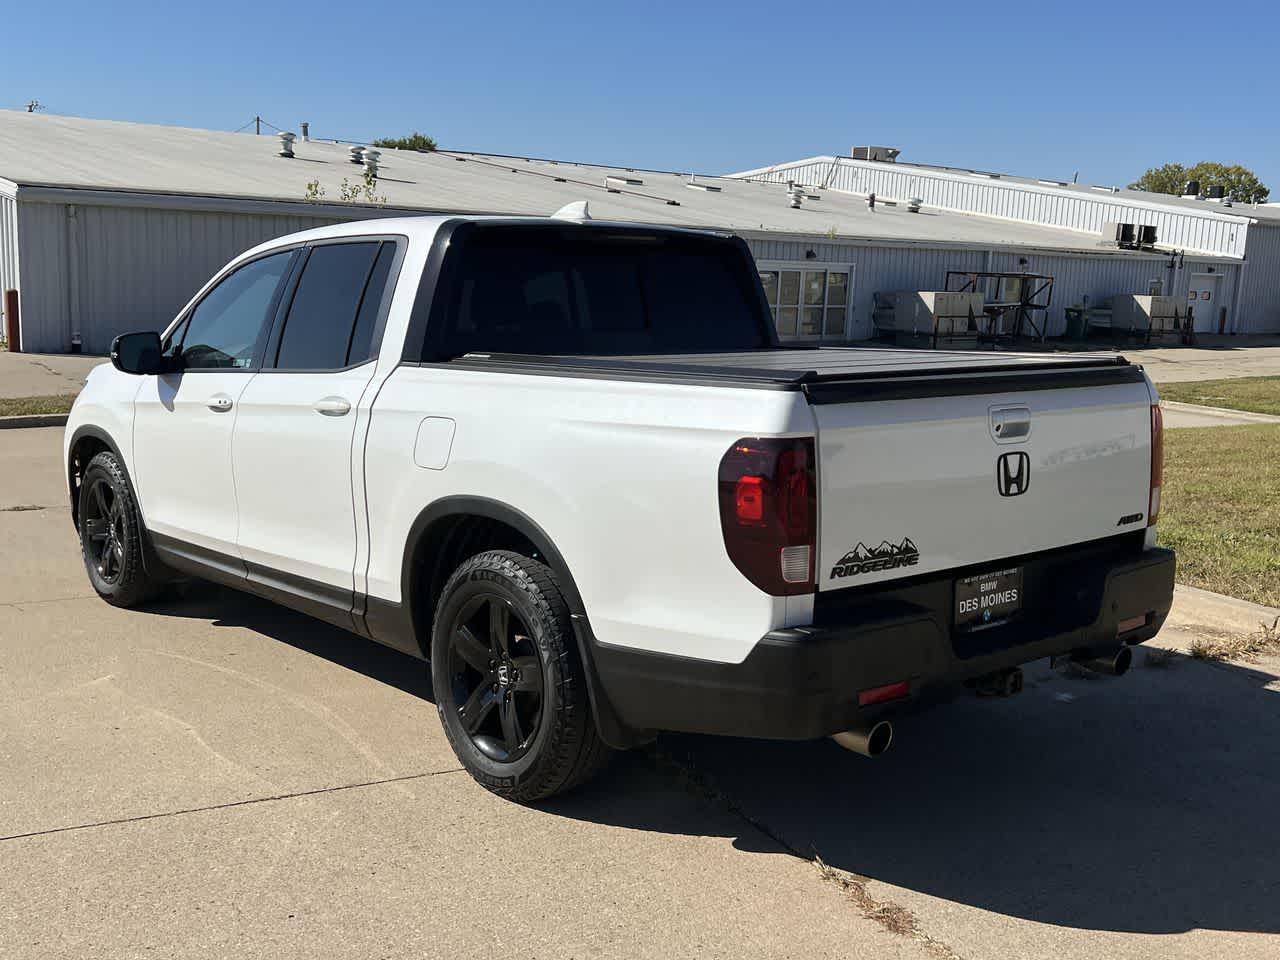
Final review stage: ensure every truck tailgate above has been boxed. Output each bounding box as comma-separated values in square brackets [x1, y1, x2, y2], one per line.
[815, 377, 1154, 591]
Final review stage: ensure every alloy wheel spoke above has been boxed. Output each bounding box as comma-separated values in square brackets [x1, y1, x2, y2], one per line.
[454, 626, 491, 674]
[498, 693, 524, 753]
[459, 685, 497, 735]
[489, 600, 511, 657]
[93, 482, 110, 518]
[511, 656, 541, 693]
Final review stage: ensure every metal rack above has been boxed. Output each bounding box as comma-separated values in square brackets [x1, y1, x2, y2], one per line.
[945, 271, 1055, 343]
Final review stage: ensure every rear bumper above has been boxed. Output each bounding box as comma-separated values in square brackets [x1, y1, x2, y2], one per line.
[591, 543, 1175, 741]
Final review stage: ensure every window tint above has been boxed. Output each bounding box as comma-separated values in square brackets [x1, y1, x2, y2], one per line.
[274, 242, 382, 370]
[429, 228, 768, 359]
[346, 243, 396, 366]
[180, 252, 292, 369]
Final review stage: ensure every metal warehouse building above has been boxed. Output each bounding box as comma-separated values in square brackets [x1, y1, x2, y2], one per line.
[0, 110, 1273, 354]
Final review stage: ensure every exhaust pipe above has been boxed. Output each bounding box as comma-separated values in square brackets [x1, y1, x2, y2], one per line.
[1074, 646, 1133, 677]
[831, 719, 893, 758]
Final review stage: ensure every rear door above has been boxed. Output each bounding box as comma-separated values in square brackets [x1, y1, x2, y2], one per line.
[231, 239, 399, 616]
[815, 379, 1154, 592]
[132, 249, 295, 560]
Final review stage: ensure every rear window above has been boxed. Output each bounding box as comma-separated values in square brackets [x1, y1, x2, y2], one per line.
[424, 226, 770, 359]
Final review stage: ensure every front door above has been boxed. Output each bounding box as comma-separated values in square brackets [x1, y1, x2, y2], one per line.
[1187, 273, 1221, 333]
[232, 239, 397, 611]
[131, 250, 295, 561]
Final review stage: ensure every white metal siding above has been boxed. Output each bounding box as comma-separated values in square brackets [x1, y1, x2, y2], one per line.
[743, 158, 1251, 259]
[16, 200, 341, 353]
[1237, 224, 1280, 333]
[0, 193, 17, 306]
[15, 200, 70, 352]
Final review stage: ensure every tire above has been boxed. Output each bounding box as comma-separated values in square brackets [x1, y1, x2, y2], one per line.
[77, 450, 162, 607]
[431, 550, 610, 802]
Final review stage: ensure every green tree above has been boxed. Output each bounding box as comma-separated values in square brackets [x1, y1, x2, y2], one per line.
[372, 131, 437, 152]
[1129, 162, 1187, 196]
[1130, 161, 1269, 203]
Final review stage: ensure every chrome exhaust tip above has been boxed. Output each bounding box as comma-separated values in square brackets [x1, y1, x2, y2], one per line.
[831, 719, 894, 757]
[1075, 646, 1133, 677]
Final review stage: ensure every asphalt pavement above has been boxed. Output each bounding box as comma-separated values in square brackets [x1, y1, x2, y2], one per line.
[2, 427, 1278, 960]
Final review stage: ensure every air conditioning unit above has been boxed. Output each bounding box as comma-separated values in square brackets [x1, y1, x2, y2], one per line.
[1101, 221, 1137, 249]
[1137, 224, 1158, 249]
[851, 145, 901, 163]
[894, 291, 984, 335]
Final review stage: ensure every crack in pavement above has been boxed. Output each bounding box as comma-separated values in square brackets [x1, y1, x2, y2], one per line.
[0, 768, 465, 843]
[0, 594, 97, 607]
[644, 741, 965, 960]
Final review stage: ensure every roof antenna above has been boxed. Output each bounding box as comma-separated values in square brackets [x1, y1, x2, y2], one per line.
[551, 200, 591, 221]
[25, 99, 42, 113]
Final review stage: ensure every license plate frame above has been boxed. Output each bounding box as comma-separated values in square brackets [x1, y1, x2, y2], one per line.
[955, 567, 1024, 629]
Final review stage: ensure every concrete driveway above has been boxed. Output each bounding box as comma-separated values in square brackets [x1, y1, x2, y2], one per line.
[3, 428, 1278, 960]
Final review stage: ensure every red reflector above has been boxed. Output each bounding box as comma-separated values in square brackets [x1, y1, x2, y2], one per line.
[1118, 614, 1148, 634]
[735, 476, 765, 524]
[857, 681, 911, 707]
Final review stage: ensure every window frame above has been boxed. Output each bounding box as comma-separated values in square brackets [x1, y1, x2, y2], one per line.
[162, 246, 303, 374]
[757, 260, 855, 342]
[259, 234, 408, 375]
[413, 221, 779, 363]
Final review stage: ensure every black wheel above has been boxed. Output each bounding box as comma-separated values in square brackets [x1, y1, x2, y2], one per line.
[431, 550, 610, 802]
[77, 451, 162, 607]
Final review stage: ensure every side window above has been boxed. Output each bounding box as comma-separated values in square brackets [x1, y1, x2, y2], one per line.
[180, 252, 293, 370]
[346, 243, 397, 366]
[274, 242, 386, 370]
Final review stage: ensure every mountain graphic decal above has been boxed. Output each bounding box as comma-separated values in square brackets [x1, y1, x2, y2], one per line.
[836, 537, 919, 567]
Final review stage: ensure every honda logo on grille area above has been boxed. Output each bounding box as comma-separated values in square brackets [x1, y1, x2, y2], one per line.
[997, 451, 1030, 497]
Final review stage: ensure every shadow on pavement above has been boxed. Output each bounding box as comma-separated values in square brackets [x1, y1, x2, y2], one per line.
[146, 581, 1280, 936]
[143, 580, 434, 702]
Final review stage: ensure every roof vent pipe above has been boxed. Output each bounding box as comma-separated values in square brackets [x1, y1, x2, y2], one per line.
[866, 192, 876, 210]
[363, 148, 381, 176]
[787, 180, 803, 209]
[300, 122, 310, 142]
[907, 196, 922, 213]
[278, 131, 296, 158]
[349, 145, 366, 164]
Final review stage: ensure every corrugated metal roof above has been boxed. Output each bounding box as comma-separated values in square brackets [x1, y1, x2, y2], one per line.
[734, 154, 1280, 225]
[0, 110, 1182, 258]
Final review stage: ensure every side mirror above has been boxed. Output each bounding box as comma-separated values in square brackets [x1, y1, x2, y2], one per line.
[110, 331, 164, 375]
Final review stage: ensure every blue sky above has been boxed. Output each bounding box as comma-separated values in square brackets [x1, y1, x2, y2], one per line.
[3, 0, 1276, 194]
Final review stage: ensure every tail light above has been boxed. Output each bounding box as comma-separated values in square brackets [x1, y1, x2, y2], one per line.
[718, 437, 816, 595]
[1148, 404, 1163, 525]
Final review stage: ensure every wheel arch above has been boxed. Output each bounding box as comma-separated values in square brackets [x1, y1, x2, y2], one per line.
[66, 424, 127, 532]
[387, 495, 645, 749]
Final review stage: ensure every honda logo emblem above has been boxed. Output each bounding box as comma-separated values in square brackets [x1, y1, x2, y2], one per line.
[997, 451, 1030, 497]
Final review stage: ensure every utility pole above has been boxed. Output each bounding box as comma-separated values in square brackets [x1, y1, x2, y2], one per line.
[255, 115, 261, 135]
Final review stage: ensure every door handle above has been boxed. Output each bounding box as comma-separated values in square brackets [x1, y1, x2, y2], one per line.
[313, 396, 352, 417]
[207, 395, 234, 413]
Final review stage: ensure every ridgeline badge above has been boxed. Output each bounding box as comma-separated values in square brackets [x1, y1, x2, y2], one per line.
[831, 538, 920, 579]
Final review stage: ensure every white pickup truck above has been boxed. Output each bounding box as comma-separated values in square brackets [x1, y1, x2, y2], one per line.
[65, 212, 1175, 801]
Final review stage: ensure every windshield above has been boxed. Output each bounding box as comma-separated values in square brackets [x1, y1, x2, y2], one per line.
[424, 225, 773, 359]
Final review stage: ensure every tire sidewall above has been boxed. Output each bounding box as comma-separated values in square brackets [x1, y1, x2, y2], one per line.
[78, 454, 145, 603]
[431, 559, 563, 791]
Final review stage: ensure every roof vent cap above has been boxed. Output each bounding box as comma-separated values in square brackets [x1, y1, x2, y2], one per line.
[907, 197, 923, 213]
[278, 131, 296, 158]
[362, 149, 381, 176]
[349, 145, 366, 164]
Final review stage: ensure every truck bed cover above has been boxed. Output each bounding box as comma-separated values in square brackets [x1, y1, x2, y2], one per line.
[440, 347, 1144, 401]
